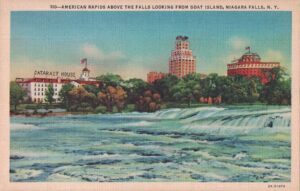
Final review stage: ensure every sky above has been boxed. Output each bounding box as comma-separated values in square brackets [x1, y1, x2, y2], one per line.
[11, 11, 291, 80]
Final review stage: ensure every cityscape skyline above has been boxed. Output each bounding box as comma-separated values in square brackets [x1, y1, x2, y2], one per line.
[11, 11, 291, 80]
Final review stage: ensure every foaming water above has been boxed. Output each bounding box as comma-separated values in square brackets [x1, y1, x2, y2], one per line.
[10, 106, 291, 182]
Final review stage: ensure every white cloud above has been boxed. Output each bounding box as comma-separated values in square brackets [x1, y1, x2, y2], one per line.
[217, 36, 251, 65]
[228, 36, 250, 50]
[261, 49, 289, 69]
[80, 43, 169, 80]
[81, 43, 126, 63]
[263, 49, 284, 62]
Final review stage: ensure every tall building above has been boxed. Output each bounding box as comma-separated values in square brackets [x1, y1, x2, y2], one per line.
[227, 47, 280, 84]
[169, 36, 196, 78]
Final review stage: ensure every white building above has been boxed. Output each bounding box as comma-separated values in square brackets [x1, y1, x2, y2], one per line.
[16, 64, 99, 103]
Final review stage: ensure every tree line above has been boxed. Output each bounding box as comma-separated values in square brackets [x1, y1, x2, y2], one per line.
[10, 67, 291, 113]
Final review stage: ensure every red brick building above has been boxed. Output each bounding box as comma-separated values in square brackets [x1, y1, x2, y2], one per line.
[146, 36, 197, 83]
[169, 36, 196, 78]
[147, 72, 166, 83]
[227, 48, 280, 84]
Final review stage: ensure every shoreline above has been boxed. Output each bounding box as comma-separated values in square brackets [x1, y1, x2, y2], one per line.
[10, 111, 96, 118]
[10, 104, 291, 118]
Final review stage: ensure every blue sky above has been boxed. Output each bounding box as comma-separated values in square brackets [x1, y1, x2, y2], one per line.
[11, 11, 291, 80]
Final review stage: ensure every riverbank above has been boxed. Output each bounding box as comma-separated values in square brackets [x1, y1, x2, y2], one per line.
[10, 102, 290, 118]
[11, 111, 93, 118]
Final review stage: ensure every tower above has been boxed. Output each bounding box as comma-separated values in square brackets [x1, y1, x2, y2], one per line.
[169, 36, 196, 78]
[80, 58, 90, 81]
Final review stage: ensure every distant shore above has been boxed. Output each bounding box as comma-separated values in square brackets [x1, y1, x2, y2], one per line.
[10, 103, 290, 118]
[10, 110, 108, 118]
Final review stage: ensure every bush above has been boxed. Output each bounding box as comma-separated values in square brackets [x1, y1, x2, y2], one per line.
[25, 104, 38, 110]
[95, 106, 107, 113]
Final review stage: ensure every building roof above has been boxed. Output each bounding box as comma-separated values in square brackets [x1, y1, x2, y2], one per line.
[239, 51, 261, 62]
[82, 67, 90, 72]
[176, 35, 189, 41]
[16, 77, 99, 85]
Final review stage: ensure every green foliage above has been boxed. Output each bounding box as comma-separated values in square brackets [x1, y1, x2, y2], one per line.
[200, 73, 220, 98]
[123, 78, 150, 103]
[260, 68, 291, 105]
[59, 83, 75, 108]
[170, 74, 201, 107]
[45, 84, 55, 105]
[153, 74, 179, 101]
[96, 73, 123, 87]
[95, 105, 107, 113]
[10, 81, 26, 111]
[83, 84, 100, 95]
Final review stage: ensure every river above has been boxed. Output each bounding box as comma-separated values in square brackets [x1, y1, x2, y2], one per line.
[10, 106, 291, 182]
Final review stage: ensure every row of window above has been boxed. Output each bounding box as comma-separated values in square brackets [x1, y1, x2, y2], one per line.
[34, 83, 58, 87]
[170, 60, 195, 62]
[176, 44, 189, 49]
[34, 92, 58, 96]
[172, 50, 192, 56]
[170, 67, 196, 71]
[228, 64, 277, 69]
[33, 98, 60, 103]
[229, 71, 262, 75]
[34, 88, 58, 91]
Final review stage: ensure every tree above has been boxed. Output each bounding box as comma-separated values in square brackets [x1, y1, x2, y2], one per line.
[200, 73, 219, 98]
[45, 84, 55, 105]
[96, 73, 123, 88]
[153, 74, 179, 101]
[10, 81, 26, 111]
[246, 79, 260, 103]
[68, 87, 98, 111]
[97, 86, 127, 112]
[123, 78, 150, 103]
[83, 84, 100, 96]
[171, 76, 201, 107]
[260, 67, 291, 105]
[135, 90, 162, 112]
[59, 83, 75, 108]
[264, 67, 288, 82]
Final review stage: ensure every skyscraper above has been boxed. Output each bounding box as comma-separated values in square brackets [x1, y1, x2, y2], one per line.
[169, 36, 196, 78]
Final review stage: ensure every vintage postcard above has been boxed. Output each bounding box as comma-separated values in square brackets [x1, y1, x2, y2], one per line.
[0, 0, 299, 190]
